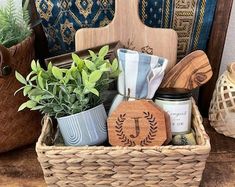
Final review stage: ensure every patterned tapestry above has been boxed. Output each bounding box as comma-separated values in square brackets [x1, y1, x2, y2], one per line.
[35, 0, 217, 59]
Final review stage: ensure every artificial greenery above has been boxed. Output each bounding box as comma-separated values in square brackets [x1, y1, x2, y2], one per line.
[15, 45, 120, 118]
[0, 0, 32, 48]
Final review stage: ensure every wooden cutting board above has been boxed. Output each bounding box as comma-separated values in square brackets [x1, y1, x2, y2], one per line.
[75, 0, 178, 72]
[160, 50, 213, 90]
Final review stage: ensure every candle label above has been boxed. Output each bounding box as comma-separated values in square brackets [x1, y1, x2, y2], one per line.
[162, 104, 190, 133]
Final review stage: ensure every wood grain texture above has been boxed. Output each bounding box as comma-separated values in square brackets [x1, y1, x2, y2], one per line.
[198, 0, 234, 117]
[160, 50, 212, 90]
[0, 145, 46, 187]
[200, 119, 235, 187]
[75, 0, 178, 73]
[107, 100, 168, 146]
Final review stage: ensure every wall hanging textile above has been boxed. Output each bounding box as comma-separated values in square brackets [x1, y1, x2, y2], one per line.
[35, 0, 217, 59]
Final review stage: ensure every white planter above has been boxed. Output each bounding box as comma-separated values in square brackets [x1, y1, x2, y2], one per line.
[57, 104, 107, 146]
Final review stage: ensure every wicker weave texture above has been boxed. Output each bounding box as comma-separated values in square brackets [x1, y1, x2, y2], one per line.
[36, 100, 210, 187]
[0, 35, 42, 152]
[209, 72, 235, 138]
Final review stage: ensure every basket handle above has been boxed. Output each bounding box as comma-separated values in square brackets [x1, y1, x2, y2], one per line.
[0, 44, 12, 78]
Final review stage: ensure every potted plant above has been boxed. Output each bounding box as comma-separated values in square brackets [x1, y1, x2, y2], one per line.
[15, 45, 120, 146]
[0, 0, 42, 152]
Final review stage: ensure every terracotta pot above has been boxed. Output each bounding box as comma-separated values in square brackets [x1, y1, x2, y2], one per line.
[0, 34, 42, 153]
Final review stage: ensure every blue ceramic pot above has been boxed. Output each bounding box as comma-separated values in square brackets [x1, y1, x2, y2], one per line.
[57, 104, 107, 146]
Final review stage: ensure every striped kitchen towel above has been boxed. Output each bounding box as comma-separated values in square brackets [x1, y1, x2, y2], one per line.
[109, 49, 168, 114]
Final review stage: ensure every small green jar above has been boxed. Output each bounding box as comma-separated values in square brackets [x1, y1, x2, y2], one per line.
[154, 88, 192, 135]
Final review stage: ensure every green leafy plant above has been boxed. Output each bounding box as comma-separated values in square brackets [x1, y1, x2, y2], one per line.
[0, 0, 32, 48]
[15, 45, 120, 118]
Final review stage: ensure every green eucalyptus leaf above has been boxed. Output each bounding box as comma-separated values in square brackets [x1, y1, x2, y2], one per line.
[72, 53, 84, 71]
[31, 105, 44, 111]
[41, 94, 54, 99]
[36, 61, 41, 70]
[47, 62, 53, 71]
[52, 66, 63, 80]
[71, 69, 81, 80]
[26, 100, 37, 108]
[64, 94, 70, 103]
[111, 59, 118, 72]
[19, 100, 37, 111]
[31, 60, 37, 72]
[88, 50, 97, 61]
[30, 75, 37, 81]
[82, 70, 88, 83]
[59, 90, 63, 102]
[98, 45, 109, 58]
[110, 69, 121, 78]
[18, 102, 28, 111]
[26, 71, 35, 81]
[15, 71, 27, 85]
[53, 84, 57, 95]
[60, 85, 67, 93]
[83, 87, 89, 94]
[71, 101, 79, 109]
[53, 105, 63, 112]
[41, 70, 50, 79]
[99, 63, 109, 72]
[84, 60, 95, 71]
[63, 70, 71, 84]
[38, 72, 44, 89]
[23, 85, 32, 96]
[32, 95, 42, 102]
[73, 88, 82, 95]
[14, 87, 25, 96]
[45, 81, 49, 90]
[85, 81, 95, 89]
[69, 94, 76, 103]
[105, 60, 112, 68]
[89, 88, 99, 96]
[61, 68, 68, 73]
[29, 88, 44, 96]
[67, 86, 74, 93]
[89, 70, 102, 83]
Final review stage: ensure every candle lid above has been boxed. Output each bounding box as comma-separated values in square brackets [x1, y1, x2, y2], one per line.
[154, 88, 192, 99]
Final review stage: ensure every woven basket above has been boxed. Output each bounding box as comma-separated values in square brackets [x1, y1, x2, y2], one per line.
[36, 100, 210, 187]
[209, 63, 235, 138]
[0, 34, 42, 153]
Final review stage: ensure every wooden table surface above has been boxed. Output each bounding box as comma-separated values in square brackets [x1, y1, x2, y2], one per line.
[0, 119, 234, 187]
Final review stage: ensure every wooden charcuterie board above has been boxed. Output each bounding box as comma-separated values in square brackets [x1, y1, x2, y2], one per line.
[75, 0, 178, 72]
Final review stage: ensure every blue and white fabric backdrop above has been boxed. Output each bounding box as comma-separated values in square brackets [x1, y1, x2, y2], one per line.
[35, 0, 217, 60]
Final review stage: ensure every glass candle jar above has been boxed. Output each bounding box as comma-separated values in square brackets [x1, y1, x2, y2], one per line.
[154, 88, 192, 135]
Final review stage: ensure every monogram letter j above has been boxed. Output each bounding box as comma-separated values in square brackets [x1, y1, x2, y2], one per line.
[130, 117, 141, 138]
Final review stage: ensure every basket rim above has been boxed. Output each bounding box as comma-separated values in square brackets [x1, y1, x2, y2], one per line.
[36, 99, 211, 154]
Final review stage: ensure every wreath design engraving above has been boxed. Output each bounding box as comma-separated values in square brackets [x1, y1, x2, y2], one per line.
[124, 38, 136, 50]
[140, 112, 158, 146]
[115, 114, 136, 146]
[115, 112, 158, 146]
[141, 46, 153, 55]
